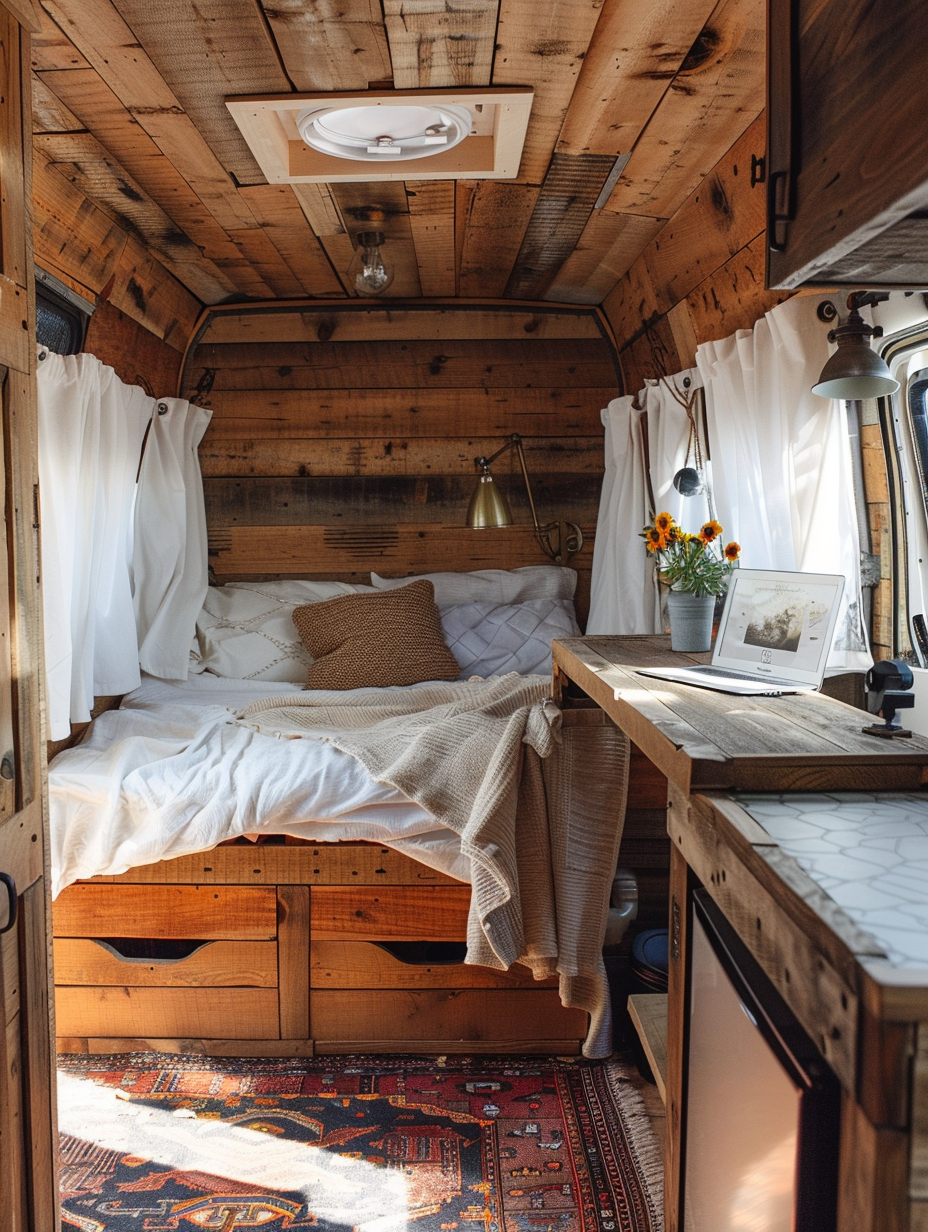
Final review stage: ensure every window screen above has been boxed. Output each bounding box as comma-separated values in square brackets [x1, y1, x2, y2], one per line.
[35, 285, 87, 355]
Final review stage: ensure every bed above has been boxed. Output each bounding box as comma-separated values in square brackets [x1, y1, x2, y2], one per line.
[50, 568, 630, 1058]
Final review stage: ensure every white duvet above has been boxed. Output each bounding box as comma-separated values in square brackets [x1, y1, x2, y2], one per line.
[48, 673, 470, 897]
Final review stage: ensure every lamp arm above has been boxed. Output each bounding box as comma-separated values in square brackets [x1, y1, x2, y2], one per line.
[512, 436, 544, 535]
[475, 432, 524, 470]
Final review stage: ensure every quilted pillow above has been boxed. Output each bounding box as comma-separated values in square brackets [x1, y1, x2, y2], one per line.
[439, 598, 581, 678]
[293, 579, 460, 690]
[371, 565, 577, 604]
[195, 580, 374, 681]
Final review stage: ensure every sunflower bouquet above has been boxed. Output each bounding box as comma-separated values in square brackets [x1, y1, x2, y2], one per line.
[642, 512, 740, 597]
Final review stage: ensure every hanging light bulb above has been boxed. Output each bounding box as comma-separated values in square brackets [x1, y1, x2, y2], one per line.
[349, 230, 394, 296]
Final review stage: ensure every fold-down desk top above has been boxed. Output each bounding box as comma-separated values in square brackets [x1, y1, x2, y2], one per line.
[551, 635, 928, 795]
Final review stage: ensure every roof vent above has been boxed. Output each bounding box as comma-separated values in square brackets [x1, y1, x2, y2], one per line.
[296, 103, 473, 162]
[226, 88, 533, 184]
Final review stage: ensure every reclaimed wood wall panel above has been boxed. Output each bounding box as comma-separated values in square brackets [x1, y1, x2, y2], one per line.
[194, 339, 616, 389]
[198, 437, 604, 479]
[199, 306, 606, 344]
[602, 111, 791, 392]
[33, 129, 238, 304]
[83, 297, 182, 396]
[42, 0, 257, 232]
[602, 0, 766, 222]
[33, 147, 201, 349]
[263, 0, 393, 94]
[186, 303, 617, 626]
[555, 0, 720, 158]
[383, 0, 499, 91]
[28, 0, 771, 316]
[492, 0, 603, 185]
[107, 0, 290, 184]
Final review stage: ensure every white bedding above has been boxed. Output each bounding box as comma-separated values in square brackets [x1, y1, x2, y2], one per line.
[48, 673, 471, 896]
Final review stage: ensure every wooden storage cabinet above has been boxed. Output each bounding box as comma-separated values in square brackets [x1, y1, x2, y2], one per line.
[766, 0, 928, 289]
[53, 845, 589, 1055]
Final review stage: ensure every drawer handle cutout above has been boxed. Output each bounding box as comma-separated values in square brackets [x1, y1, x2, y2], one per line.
[0, 873, 16, 935]
[373, 941, 468, 966]
[92, 937, 215, 964]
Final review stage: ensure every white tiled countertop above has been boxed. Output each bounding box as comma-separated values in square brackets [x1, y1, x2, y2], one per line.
[735, 792, 928, 969]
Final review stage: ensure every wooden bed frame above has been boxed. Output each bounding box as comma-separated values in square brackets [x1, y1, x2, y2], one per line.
[51, 703, 671, 1056]
[52, 839, 588, 1055]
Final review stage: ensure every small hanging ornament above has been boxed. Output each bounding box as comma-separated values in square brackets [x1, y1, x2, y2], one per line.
[663, 375, 711, 507]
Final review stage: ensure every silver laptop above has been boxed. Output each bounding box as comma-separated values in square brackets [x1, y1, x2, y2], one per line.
[637, 569, 846, 695]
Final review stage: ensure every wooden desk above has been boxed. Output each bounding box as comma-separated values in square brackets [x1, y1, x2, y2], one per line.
[552, 636, 928, 1232]
[552, 635, 928, 792]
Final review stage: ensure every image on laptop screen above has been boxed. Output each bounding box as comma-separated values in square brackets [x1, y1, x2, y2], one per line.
[713, 570, 845, 685]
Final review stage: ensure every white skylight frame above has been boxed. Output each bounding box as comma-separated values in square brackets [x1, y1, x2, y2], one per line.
[226, 88, 534, 184]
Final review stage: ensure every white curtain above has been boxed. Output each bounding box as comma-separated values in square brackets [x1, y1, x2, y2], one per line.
[640, 368, 712, 532]
[696, 295, 871, 671]
[37, 350, 212, 739]
[133, 397, 211, 679]
[587, 396, 660, 634]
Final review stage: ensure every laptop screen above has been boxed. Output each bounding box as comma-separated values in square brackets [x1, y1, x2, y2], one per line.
[712, 570, 846, 686]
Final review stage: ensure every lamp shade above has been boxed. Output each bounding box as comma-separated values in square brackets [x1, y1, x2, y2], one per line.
[812, 306, 900, 399]
[466, 473, 512, 528]
[812, 341, 900, 399]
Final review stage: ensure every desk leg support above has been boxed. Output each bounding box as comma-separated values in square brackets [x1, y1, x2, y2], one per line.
[666, 841, 688, 1232]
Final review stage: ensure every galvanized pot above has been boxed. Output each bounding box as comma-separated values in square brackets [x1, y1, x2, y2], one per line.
[667, 590, 715, 653]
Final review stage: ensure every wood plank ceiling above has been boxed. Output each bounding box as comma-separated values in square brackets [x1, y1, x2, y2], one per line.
[30, 0, 765, 309]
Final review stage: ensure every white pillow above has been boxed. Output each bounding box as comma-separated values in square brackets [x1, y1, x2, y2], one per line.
[195, 580, 374, 681]
[439, 598, 580, 678]
[371, 566, 577, 604]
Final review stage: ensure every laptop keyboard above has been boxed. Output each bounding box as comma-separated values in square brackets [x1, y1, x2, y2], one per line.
[690, 665, 802, 689]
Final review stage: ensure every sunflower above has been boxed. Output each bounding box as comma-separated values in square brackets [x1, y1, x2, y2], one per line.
[724, 541, 741, 561]
[699, 520, 723, 543]
[654, 511, 674, 535]
[666, 524, 684, 543]
[644, 527, 665, 552]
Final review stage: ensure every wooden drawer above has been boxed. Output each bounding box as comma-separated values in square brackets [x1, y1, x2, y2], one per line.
[310, 989, 587, 1045]
[310, 886, 470, 941]
[311, 940, 558, 990]
[55, 986, 279, 1039]
[54, 938, 278, 987]
[53, 884, 278, 940]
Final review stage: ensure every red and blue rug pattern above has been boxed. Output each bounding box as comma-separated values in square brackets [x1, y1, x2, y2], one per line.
[58, 1053, 663, 1232]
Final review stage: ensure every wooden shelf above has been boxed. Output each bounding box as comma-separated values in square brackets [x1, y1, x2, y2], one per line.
[628, 993, 667, 1106]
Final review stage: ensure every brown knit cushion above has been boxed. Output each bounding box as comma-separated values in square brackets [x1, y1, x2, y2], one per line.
[292, 579, 460, 690]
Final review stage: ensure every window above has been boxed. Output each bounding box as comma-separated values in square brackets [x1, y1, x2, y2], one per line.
[879, 322, 928, 665]
[34, 270, 92, 355]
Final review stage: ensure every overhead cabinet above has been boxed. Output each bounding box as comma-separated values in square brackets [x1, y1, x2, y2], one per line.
[766, 0, 928, 289]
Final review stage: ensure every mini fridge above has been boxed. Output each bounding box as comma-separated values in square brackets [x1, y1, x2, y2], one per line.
[681, 889, 840, 1232]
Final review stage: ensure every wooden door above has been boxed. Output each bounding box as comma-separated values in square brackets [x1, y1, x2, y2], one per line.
[0, 3, 59, 1229]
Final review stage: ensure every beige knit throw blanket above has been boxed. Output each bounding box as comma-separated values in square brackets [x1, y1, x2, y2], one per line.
[239, 673, 630, 1058]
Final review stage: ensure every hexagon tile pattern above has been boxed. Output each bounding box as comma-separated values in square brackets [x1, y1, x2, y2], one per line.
[735, 792, 928, 969]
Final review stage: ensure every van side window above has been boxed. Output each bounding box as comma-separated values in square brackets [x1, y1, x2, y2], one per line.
[907, 370, 928, 507]
[35, 274, 91, 355]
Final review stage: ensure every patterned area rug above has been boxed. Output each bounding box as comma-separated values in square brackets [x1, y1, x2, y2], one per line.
[58, 1053, 663, 1231]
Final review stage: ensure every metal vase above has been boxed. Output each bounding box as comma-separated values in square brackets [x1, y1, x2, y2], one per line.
[666, 590, 715, 653]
